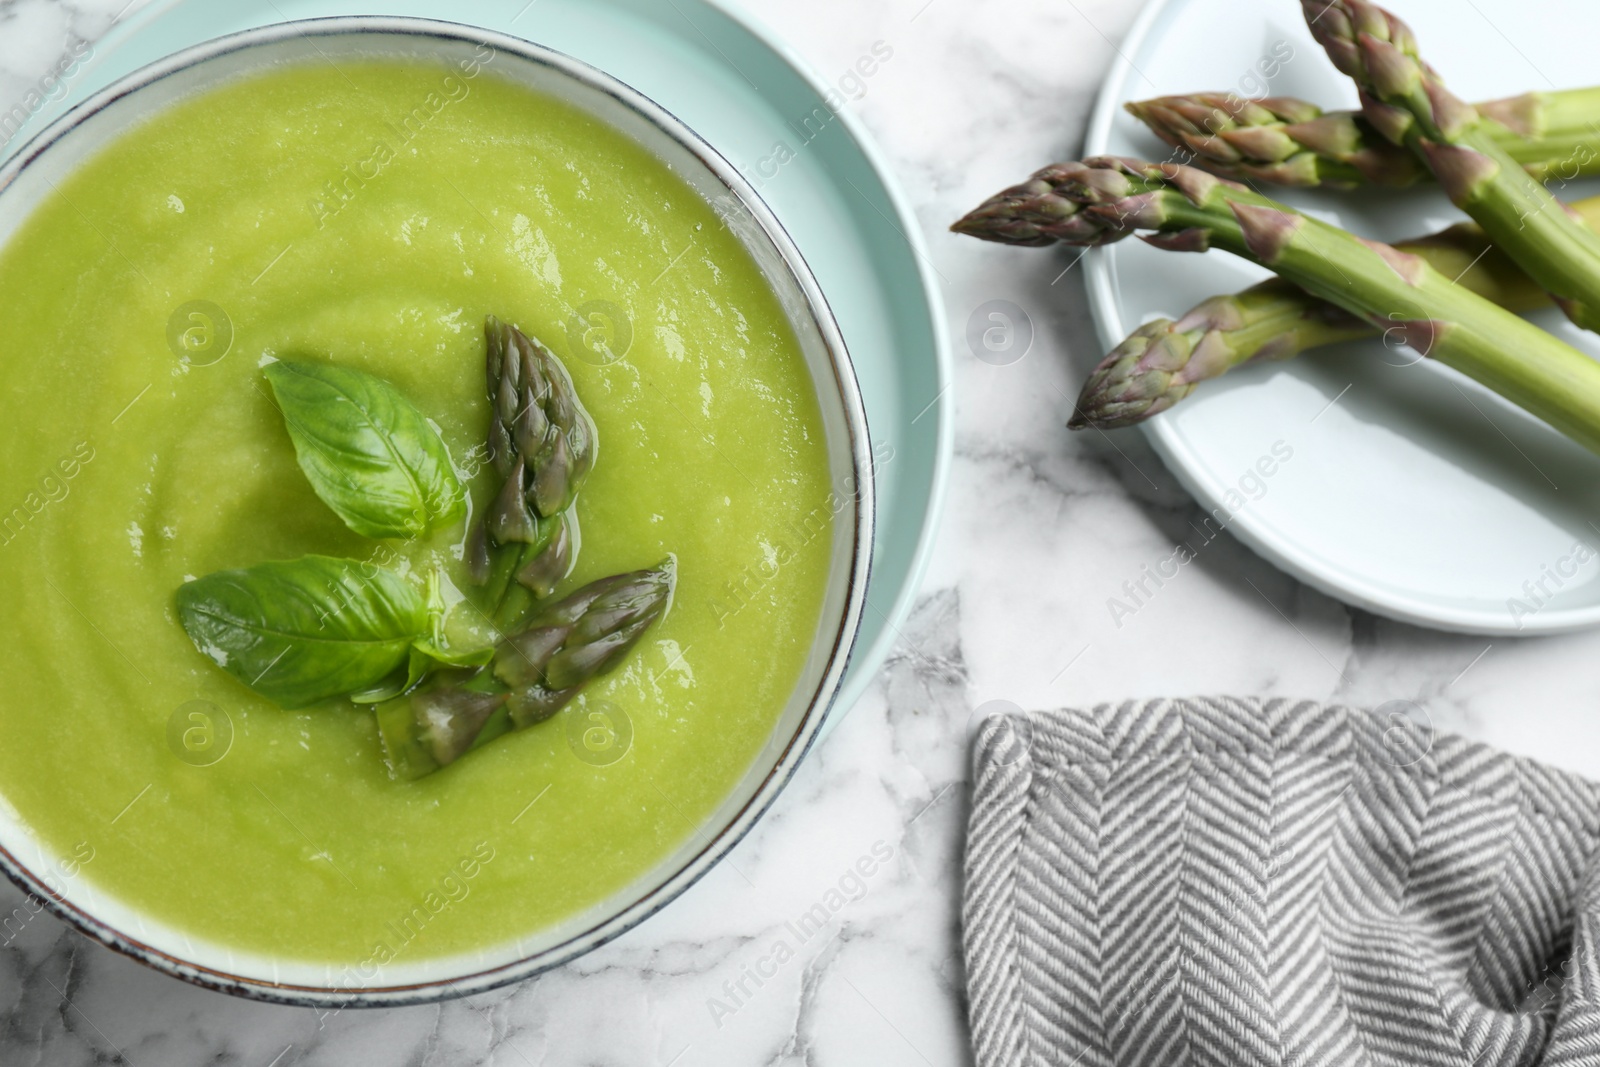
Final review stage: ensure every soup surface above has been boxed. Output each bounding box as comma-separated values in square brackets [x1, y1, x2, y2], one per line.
[0, 57, 835, 966]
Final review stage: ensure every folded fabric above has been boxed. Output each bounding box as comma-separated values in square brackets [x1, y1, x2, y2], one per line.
[963, 697, 1600, 1066]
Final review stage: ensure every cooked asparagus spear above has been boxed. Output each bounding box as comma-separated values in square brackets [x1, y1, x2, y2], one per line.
[493, 563, 675, 727]
[484, 316, 597, 518]
[1303, 0, 1600, 331]
[1074, 195, 1600, 428]
[377, 561, 675, 780]
[1126, 88, 1600, 189]
[953, 157, 1600, 453]
[467, 316, 598, 624]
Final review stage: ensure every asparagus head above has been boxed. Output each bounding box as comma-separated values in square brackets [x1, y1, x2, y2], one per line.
[467, 316, 598, 624]
[484, 316, 597, 518]
[1125, 93, 1422, 188]
[1303, 0, 1600, 331]
[950, 163, 1134, 247]
[1071, 282, 1368, 429]
[494, 562, 676, 727]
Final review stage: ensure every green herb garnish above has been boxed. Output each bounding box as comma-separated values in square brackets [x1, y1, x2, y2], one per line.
[175, 556, 429, 710]
[264, 359, 466, 541]
[176, 317, 667, 783]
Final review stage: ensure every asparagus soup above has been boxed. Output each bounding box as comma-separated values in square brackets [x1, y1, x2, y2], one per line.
[0, 57, 840, 965]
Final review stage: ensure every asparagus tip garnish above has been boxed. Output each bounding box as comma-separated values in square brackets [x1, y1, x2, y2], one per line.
[379, 561, 676, 779]
[495, 559, 675, 701]
[471, 315, 599, 627]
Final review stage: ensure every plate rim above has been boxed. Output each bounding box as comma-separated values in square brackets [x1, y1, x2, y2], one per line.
[1081, 0, 1599, 636]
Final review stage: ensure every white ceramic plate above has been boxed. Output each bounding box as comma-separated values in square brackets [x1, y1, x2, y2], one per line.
[1084, 0, 1600, 635]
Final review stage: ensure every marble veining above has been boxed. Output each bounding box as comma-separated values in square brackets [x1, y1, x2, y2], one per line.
[6, 0, 1600, 1063]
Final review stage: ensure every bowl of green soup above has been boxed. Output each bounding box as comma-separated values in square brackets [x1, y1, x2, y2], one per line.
[0, 17, 874, 1004]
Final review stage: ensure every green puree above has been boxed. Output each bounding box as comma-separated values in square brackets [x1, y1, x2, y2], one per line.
[0, 60, 835, 963]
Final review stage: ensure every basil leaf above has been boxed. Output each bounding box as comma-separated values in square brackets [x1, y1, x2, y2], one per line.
[176, 556, 430, 709]
[263, 360, 466, 540]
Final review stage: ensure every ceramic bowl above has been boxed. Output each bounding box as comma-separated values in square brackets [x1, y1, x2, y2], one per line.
[0, 15, 873, 1006]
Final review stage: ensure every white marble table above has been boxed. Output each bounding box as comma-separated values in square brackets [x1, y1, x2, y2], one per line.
[7, 0, 1600, 1063]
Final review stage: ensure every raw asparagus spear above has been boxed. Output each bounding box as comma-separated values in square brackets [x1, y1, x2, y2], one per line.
[951, 161, 1161, 248]
[466, 316, 598, 625]
[1074, 195, 1600, 428]
[1303, 0, 1600, 331]
[1074, 283, 1370, 428]
[377, 561, 674, 780]
[1125, 88, 1600, 189]
[952, 157, 1600, 453]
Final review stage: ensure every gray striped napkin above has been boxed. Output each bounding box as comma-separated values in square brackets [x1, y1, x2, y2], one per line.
[963, 697, 1600, 1066]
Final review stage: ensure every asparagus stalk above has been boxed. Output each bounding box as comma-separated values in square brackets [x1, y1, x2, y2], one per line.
[378, 561, 675, 780]
[1303, 0, 1600, 331]
[466, 316, 597, 626]
[953, 157, 1600, 452]
[1074, 195, 1600, 428]
[1126, 88, 1600, 189]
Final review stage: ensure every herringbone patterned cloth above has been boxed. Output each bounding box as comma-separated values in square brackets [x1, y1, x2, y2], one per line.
[963, 697, 1600, 1067]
